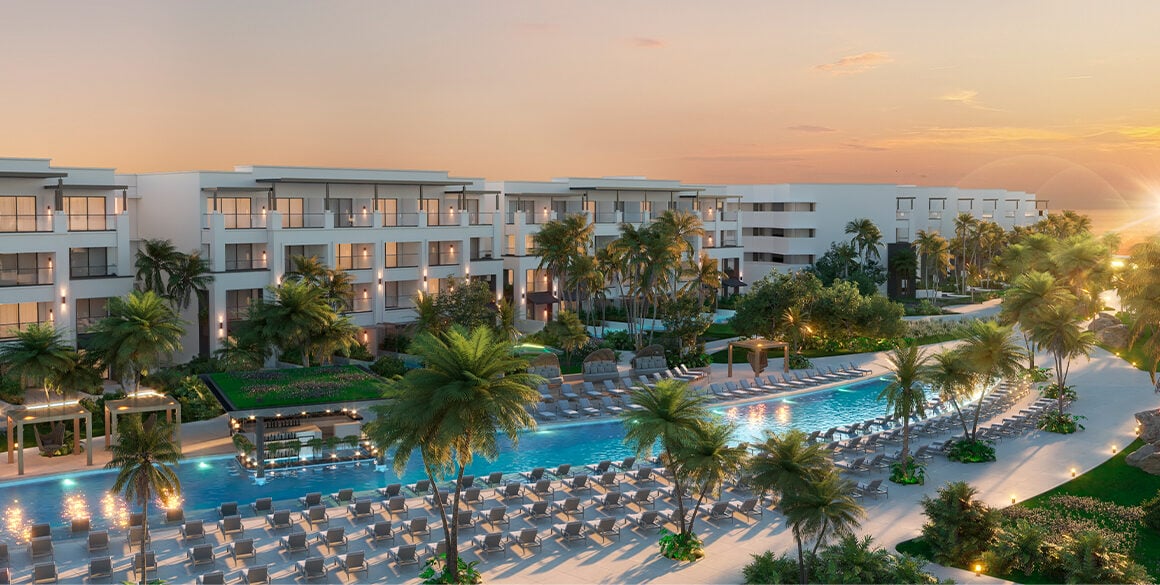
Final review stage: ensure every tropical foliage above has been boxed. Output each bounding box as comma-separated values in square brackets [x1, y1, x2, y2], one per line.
[919, 481, 1000, 567]
[87, 291, 186, 393]
[231, 279, 359, 367]
[879, 342, 930, 483]
[743, 534, 940, 585]
[134, 238, 213, 312]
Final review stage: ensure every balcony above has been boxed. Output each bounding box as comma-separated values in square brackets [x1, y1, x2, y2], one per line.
[335, 257, 373, 271]
[896, 210, 912, 220]
[70, 265, 119, 279]
[594, 212, 619, 224]
[66, 214, 117, 232]
[468, 212, 497, 226]
[0, 214, 53, 233]
[384, 253, 421, 269]
[928, 211, 943, 220]
[470, 250, 495, 261]
[720, 210, 739, 222]
[383, 213, 421, 228]
[203, 213, 269, 230]
[224, 259, 268, 272]
[335, 213, 375, 228]
[281, 214, 326, 229]
[0, 268, 52, 287]
[343, 297, 374, 314]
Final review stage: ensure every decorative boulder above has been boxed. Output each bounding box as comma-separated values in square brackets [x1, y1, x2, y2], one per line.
[1094, 324, 1131, 349]
[1126, 443, 1160, 475]
[1088, 313, 1121, 333]
[1136, 410, 1160, 444]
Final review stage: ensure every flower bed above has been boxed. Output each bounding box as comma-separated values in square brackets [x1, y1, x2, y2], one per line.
[208, 365, 391, 410]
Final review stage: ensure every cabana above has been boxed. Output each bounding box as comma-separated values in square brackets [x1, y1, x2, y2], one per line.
[527, 353, 562, 383]
[5, 391, 93, 476]
[104, 390, 182, 451]
[631, 345, 667, 377]
[725, 338, 789, 378]
[581, 349, 619, 382]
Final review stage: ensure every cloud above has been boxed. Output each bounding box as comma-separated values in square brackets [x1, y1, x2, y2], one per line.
[1063, 74, 1093, 80]
[878, 126, 1072, 148]
[680, 153, 805, 164]
[814, 52, 893, 75]
[939, 90, 1003, 111]
[787, 125, 836, 133]
[841, 142, 888, 152]
[628, 37, 665, 49]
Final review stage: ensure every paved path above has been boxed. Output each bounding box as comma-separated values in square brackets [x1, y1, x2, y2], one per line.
[0, 347, 1152, 584]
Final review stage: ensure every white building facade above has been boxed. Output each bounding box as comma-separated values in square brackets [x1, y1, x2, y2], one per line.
[732, 183, 1045, 284]
[0, 158, 136, 347]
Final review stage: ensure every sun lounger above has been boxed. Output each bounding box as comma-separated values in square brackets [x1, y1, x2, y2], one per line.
[338, 551, 368, 575]
[187, 543, 215, 566]
[295, 556, 328, 581]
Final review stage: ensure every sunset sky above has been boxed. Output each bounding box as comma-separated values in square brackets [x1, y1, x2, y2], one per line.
[4, 1, 1160, 215]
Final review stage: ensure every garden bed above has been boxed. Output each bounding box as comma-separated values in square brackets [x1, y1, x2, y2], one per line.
[896, 439, 1160, 583]
[206, 365, 392, 410]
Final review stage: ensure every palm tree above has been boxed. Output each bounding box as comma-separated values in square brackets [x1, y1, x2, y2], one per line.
[927, 349, 979, 437]
[307, 314, 361, 365]
[134, 239, 178, 294]
[88, 291, 185, 393]
[533, 214, 593, 312]
[958, 321, 1024, 439]
[1028, 303, 1096, 416]
[620, 378, 710, 536]
[1120, 237, 1160, 385]
[781, 470, 865, 584]
[239, 280, 331, 366]
[1051, 235, 1111, 317]
[878, 342, 931, 481]
[164, 251, 213, 311]
[677, 419, 747, 535]
[106, 414, 182, 584]
[1000, 271, 1071, 369]
[888, 247, 919, 295]
[845, 218, 883, 268]
[285, 255, 328, 286]
[0, 323, 75, 406]
[684, 252, 722, 310]
[656, 209, 705, 300]
[364, 326, 540, 583]
[953, 213, 979, 293]
[748, 429, 830, 498]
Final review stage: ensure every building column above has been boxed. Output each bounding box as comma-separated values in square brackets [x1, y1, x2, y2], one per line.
[174, 404, 182, 449]
[7, 415, 13, 464]
[17, 422, 24, 476]
[73, 417, 80, 455]
[85, 413, 92, 467]
[254, 417, 265, 479]
[104, 407, 111, 451]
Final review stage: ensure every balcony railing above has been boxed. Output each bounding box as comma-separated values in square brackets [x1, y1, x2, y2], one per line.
[384, 296, 406, 309]
[594, 212, 618, 224]
[224, 259, 268, 272]
[204, 213, 269, 230]
[335, 257, 373, 271]
[384, 253, 420, 269]
[0, 268, 53, 287]
[74, 316, 108, 333]
[70, 265, 119, 279]
[335, 213, 375, 228]
[0, 215, 53, 233]
[468, 212, 495, 226]
[67, 214, 116, 232]
[428, 254, 460, 267]
[343, 297, 373, 313]
[720, 211, 739, 221]
[623, 212, 650, 224]
[382, 213, 421, 228]
[928, 211, 943, 220]
[896, 210, 912, 220]
[282, 214, 326, 229]
[426, 210, 461, 227]
[470, 251, 496, 261]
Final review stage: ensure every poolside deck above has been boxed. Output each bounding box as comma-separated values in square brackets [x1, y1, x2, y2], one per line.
[0, 345, 1151, 583]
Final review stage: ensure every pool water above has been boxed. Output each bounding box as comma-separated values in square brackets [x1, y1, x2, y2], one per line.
[0, 377, 908, 530]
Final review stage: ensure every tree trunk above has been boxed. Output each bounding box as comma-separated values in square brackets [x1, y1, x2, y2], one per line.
[447, 461, 465, 582]
[795, 530, 808, 585]
[810, 518, 829, 556]
[423, 458, 454, 582]
[900, 414, 911, 478]
[139, 488, 150, 585]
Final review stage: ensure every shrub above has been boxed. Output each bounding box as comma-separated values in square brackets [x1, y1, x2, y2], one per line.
[905, 299, 943, 316]
[742, 550, 802, 584]
[370, 356, 407, 379]
[232, 433, 255, 456]
[890, 456, 926, 485]
[167, 376, 225, 421]
[600, 329, 635, 351]
[920, 481, 1000, 566]
[787, 353, 813, 370]
[1142, 492, 1160, 532]
[658, 529, 704, 561]
[982, 519, 1049, 575]
[420, 554, 482, 584]
[1037, 411, 1085, 434]
[946, 438, 996, 463]
[1041, 383, 1077, 402]
[0, 374, 24, 404]
[344, 343, 375, 362]
[1054, 529, 1151, 584]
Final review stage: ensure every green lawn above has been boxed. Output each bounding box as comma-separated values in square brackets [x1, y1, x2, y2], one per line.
[700, 322, 739, 341]
[897, 439, 1160, 583]
[207, 365, 392, 410]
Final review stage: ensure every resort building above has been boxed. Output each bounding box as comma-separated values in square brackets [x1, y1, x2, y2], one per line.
[127, 165, 502, 360]
[732, 183, 1045, 284]
[490, 176, 745, 322]
[0, 158, 136, 348]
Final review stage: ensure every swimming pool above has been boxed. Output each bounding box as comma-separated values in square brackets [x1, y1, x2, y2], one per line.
[0, 376, 909, 531]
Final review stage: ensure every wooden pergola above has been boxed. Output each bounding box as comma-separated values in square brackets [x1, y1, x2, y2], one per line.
[5, 400, 93, 476]
[726, 338, 790, 378]
[103, 391, 182, 451]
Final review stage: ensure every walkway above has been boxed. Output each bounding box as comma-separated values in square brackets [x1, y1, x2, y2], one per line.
[0, 347, 1152, 583]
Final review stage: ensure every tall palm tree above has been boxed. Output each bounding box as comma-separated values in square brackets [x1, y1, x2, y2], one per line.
[748, 429, 830, 498]
[878, 342, 931, 481]
[889, 247, 919, 294]
[88, 291, 185, 393]
[781, 470, 865, 584]
[106, 414, 182, 585]
[684, 251, 722, 310]
[164, 251, 213, 312]
[1028, 303, 1096, 416]
[953, 213, 979, 293]
[656, 209, 705, 300]
[307, 313, 361, 365]
[285, 255, 329, 286]
[134, 239, 178, 294]
[1051, 235, 1111, 317]
[620, 378, 710, 536]
[1119, 237, 1160, 385]
[0, 323, 75, 406]
[844, 218, 883, 268]
[365, 326, 540, 583]
[927, 349, 979, 437]
[1000, 271, 1072, 369]
[958, 321, 1024, 439]
[677, 420, 747, 535]
[533, 214, 593, 312]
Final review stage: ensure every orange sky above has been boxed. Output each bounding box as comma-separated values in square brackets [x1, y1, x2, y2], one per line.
[4, 1, 1160, 215]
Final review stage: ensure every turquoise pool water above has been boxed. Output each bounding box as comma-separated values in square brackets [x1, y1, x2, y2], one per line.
[0, 377, 907, 531]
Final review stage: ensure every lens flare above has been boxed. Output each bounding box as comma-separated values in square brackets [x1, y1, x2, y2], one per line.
[62, 493, 90, 525]
[4, 501, 31, 543]
[101, 493, 129, 529]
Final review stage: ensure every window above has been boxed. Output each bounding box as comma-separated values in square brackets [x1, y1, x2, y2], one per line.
[744, 228, 815, 238]
[276, 197, 304, 228]
[0, 302, 51, 338]
[929, 198, 946, 210]
[70, 248, 110, 278]
[225, 244, 264, 271]
[896, 227, 910, 242]
[749, 202, 815, 212]
[0, 196, 39, 232]
[896, 197, 914, 211]
[384, 242, 419, 268]
[0, 253, 52, 286]
[75, 298, 109, 332]
[384, 281, 401, 308]
[212, 197, 253, 229]
[336, 244, 372, 270]
[744, 253, 815, 264]
[226, 289, 262, 322]
[526, 269, 551, 293]
[376, 198, 399, 226]
[284, 246, 324, 273]
[63, 196, 107, 231]
[957, 199, 973, 211]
